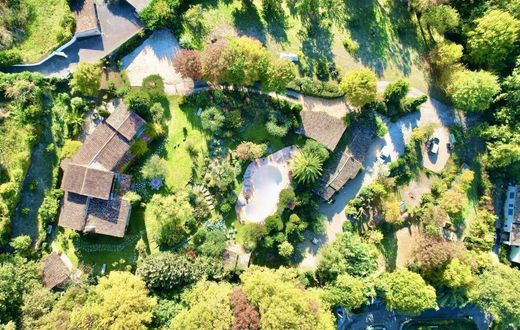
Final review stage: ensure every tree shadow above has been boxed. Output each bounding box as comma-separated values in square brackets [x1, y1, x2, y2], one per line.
[298, 20, 334, 73]
[345, 0, 419, 78]
[232, 0, 267, 43]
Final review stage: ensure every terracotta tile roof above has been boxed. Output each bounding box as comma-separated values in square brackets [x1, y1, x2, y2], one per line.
[106, 101, 146, 141]
[58, 192, 88, 231]
[72, 123, 117, 167]
[61, 163, 114, 200]
[71, 0, 98, 34]
[301, 111, 346, 151]
[84, 197, 131, 238]
[42, 252, 71, 289]
[316, 125, 375, 200]
[93, 133, 132, 170]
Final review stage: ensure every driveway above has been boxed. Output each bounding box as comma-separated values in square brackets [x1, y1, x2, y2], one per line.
[122, 29, 194, 95]
[5, 1, 143, 77]
[342, 303, 492, 330]
[298, 82, 457, 269]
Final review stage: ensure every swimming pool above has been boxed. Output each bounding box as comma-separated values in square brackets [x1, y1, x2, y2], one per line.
[236, 146, 297, 224]
[244, 165, 284, 223]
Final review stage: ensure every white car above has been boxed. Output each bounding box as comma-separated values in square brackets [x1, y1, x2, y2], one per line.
[379, 146, 390, 160]
[429, 138, 440, 154]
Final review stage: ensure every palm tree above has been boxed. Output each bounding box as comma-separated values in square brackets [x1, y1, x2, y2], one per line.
[291, 151, 323, 184]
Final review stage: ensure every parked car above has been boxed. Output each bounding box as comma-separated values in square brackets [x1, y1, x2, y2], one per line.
[379, 146, 390, 161]
[428, 137, 440, 154]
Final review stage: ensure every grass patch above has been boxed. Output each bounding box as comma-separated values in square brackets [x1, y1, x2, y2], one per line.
[14, 0, 73, 62]
[164, 96, 208, 190]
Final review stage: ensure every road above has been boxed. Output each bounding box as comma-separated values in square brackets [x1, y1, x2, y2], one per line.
[4, 1, 143, 77]
[298, 82, 458, 269]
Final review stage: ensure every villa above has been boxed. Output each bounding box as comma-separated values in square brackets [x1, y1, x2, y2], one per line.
[58, 101, 146, 238]
[299, 106, 347, 151]
[316, 124, 376, 200]
[502, 184, 520, 263]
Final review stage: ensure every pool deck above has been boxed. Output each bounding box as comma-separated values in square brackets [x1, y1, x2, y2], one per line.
[236, 146, 298, 224]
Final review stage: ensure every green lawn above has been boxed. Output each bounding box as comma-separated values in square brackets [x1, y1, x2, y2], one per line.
[191, 0, 430, 92]
[14, 0, 73, 62]
[164, 96, 208, 190]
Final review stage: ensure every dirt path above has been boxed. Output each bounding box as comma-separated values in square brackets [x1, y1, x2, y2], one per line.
[11, 119, 57, 241]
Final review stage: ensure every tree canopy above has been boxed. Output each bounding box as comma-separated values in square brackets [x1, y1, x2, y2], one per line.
[378, 269, 437, 315]
[340, 68, 378, 107]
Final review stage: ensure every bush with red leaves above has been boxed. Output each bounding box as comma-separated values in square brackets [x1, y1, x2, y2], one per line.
[229, 287, 260, 330]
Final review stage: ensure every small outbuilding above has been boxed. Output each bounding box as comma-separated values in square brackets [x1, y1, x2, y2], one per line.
[223, 243, 251, 271]
[42, 252, 72, 289]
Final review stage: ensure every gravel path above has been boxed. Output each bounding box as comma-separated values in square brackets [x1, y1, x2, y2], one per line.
[297, 82, 458, 269]
[122, 29, 194, 95]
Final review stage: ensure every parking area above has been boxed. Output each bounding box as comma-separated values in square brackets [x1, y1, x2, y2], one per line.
[421, 126, 451, 173]
[122, 29, 195, 95]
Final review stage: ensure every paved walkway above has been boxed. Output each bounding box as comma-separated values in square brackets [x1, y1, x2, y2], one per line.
[5, 1, 143, 77]
[298, 82, 458, 269]
[122, 29, 194, 95]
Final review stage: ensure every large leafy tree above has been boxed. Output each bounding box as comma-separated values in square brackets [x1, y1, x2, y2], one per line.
[0, 256, 40, 324]
[468, 264, 520, 326]
[316, 232, 378, 283]
[240, 266, 335, 329]
[422, 5, 459, 36]
[442, 258, 475, 289]
[378, 269, 437, 315]
[227, 37, 270, 86]
[322, 274, 370, 310]
[262, 58, 296, 92]
[291, 151, 323, 184]
[467, 10, 520, 69]
[201, 43, 231, 84]
[340, 68, 378, 107]
[68, 272, 157, 330]
[173, 49, 202, 80]
[140, 0, 180, 29]
[171, 280, 234, 330]
[146, 191, 194, 246]
[70, 62, 101, 97]
[448, 70, 500, 112]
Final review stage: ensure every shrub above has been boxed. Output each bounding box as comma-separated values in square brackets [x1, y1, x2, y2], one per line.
[375, 117, 388, 137]
[149, 102, 164, 122]
[123, 191, 142, 206]
[37, 189, 63, 225]
[70, 62, 101, 97]
[201, 107, 225, 133]
[0, 50, 22, 68]
[141, 155, 168, 179]
[287, 77, 343, 98]
[131, 139, 148, 157]
[60, 140, 82, 159]
[339, 68, 378, 107]
[235, 142, 267, 161]
[301, 139, 329, 162]
[383, 79, 410, 105]
[402, 95, 428, 113]
[125, 89, 152, 117]
[342, 35, 360, 56]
